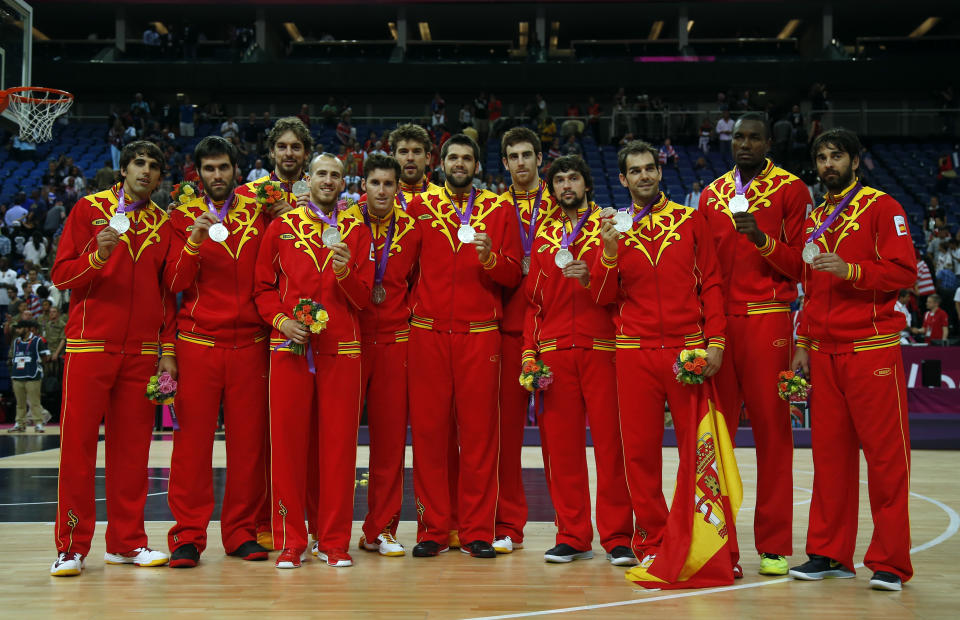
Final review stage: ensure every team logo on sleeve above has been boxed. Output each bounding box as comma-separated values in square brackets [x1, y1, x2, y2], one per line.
[93, 218, 108, 225]
[894, 215, 908, 237]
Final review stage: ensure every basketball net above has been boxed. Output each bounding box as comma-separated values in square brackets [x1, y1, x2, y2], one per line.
[0, 87, 74, 143]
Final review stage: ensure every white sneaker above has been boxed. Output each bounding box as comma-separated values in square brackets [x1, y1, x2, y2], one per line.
[493, 536, 522, 554]
[34, 424, 44, 434]
[311, 540, 319, 557]
[50, 552, 85, 576]
[375, 531, 405, 557]
[104, 547, 169, 567]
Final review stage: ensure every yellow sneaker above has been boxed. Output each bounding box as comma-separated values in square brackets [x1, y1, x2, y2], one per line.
[447, 530, 461, 549]
[256, 531, 274, 551]
[759, 553, 788, 576]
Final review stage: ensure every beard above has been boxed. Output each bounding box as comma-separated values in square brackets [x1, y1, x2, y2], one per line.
[558, 191, 585, 210]
[205, 180, 236, 202]
[822, 167, 855, 192]
[444, 170, 473, 190]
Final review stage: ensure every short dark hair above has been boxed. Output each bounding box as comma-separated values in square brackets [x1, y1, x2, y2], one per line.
[617, 140, 659, 175]
[546, 155, 594, 201]
[363, 153, 401, 181]
[733, 112, 769, 139]
[811, 128, 861, 163]
[501, 127, 542, 156]
[194, 136, 237, 169]
[119, 140, 165, 173]
[388, 123, 431, 153]
[440, 133, 480, 161]
[267, 116, 314, 154]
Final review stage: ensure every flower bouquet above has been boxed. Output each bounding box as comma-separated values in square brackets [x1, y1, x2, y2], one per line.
[289, 298, 329, 355]
[170, 181, 198, 205]
[519, 358, 554, 393]
[256, 180, 285, 207]
[673, 348, 708, 385]
[146, 371, 179, 430]
[777, 370, 811, 402]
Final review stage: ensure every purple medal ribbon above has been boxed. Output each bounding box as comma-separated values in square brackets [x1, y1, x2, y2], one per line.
[396, 180, 428, 211]
[272, 337, 316, 374]
[307, 200, 338, 229]
[363, 206, 396, 286]
[269, 171, 293, 196]
[618, 192, 661, 226]
[734, 167, 754, 198]
[512, 182, 544, 258]
[806, 183, 863, 245]
[168, 404, 180, 431]
[447, 189, 477, 227]
[560, 207, 593, 250]
[204, 190, 235, 222]
[116, 186, 148, 215]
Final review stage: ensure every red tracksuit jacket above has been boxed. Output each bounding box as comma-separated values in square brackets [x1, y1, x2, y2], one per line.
[757, 182, 917, 352]
[164, 192, 269, 345]
[254, 203, 374, 354]
[522, 203, 615, 359]
[357, 201, 422, 344]
[700, 159, 809, 314]
[500, 181, 558, 335]
[52, 184, 176, 356]
[592, 193, 726, 349]
[406, 185, 522, 332]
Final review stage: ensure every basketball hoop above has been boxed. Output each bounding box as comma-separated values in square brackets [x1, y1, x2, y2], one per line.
[0, 87, 74, 143]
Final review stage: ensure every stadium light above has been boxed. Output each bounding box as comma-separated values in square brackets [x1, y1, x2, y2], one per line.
[518, 21, 529, 48]
[388, 22, 398, 40]
[687, 20, 694, 34]
[283, 22, 304, 43]
[909, 17, 940, 38]
[777, 19, 800, 40]
[418, 22, 432, 41]
[648, 20, 664, 41]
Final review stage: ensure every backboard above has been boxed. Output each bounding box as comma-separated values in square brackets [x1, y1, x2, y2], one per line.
[0, 0, 33, 122]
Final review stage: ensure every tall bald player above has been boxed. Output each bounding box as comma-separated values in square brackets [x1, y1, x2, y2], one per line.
[700, 112, 809, 576]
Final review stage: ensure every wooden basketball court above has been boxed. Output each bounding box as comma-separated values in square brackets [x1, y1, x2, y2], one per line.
[0, 432, 956, 619]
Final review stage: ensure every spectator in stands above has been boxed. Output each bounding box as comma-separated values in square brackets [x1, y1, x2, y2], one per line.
[7, 318, 50, 433]
[321, 97, 339, 126]
[295, 103, 311, 128]
[182, 153, 199, 183]
[247, 158, 268, 182]
[928, 226, 951, 261]
[342, 182, 361, 203]
[64, 167, 85, 195]
[895, 290, 913, 343]
[539, 116, 557, 151]
[18, 268, 41, 298]
[336, 111, 354, 146]
[220, 116, 240, 141]
[23, 233, 47, 266]
[431, 108, 445, 130]
[0, 257, 16, 311]
[914, 294, 949, 342]
[431, 92, 446, 116]
[178, 95, 195, 137]
[107, 119, 124, 170]
[698, 118, 712, 153]
[43, 304, 67, 359]
[772, 115, 792, 164]
[534, 93, 548, 118]
[459, 103, 474, 132]
[488, 93, 503, 136]
[94, 160, 115, 191]
[474, 92, 490, 143]
[934, 242, 957, 287]
[131, 92, 151, 119]
[684, 181, 702, 209]
[561, 134, 582, 157]
[5, 199, 27, 229]
[716, 109, 734, 146]
[658, 138, 677, 167]
[241, 112, 260, 152]
[0, 228, 10, 259]
[43, 199, 66, 237]
[586, 96, 601, 139]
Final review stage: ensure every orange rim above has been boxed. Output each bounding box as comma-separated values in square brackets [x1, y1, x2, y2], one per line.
[5, 86, 73, 105]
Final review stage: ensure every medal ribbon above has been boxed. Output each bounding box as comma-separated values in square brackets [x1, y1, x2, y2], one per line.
[618, 192, 661, 226]
[116, 186, 148, 215]
[273, 338, 316, 374]
[307, 200, 338, 230]
[512, 182, 544, 257]
[363, 206, 396, 286]
[396, 179, 428, 211]
[446, 189, 477, 228]
[269, 171, 297, 195]
[204, 190, 235, 222]
[805, 183, 862, 245]
[560, 207, 592, 250]
[733, 167, 755, 198]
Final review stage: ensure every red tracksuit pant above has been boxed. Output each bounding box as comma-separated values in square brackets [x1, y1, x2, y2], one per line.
[167, 340, 269, 554]
[540, 348, 633, 551]
[55, 352, 158, 556]
[269, 349, 362, 554]
[806, 346, 912, 581]
[617, 347, 703, 557]
[496, 332, 528, 542]
[409, 328, 500, 545]
[360, 340, 408, 541]
[715, 313, 794, 556]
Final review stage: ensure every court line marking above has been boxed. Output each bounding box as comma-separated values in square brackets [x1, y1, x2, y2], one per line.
[465, 474, 960, 620]
[0, 475, 169, 507]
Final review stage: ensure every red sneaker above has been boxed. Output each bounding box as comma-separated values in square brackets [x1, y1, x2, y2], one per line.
[733, 563, 744, 579]
[317, 550, 353, 567]
[275, 548, 304, 569]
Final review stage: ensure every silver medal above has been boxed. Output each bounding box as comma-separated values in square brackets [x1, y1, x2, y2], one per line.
[728, 194, 750, 214]
[322, 227, 341, 247]
[371, 284, 386, 305]
[554, 248, 574, 269]
[613, 211, 633, 233]
[292, 180, 309, 196]
[208, 222, 229, 243]
[521, 255, 531, 275]
[109, 213, 130, 234]
[802, 242, 820, 264]
[457, 224, 476, 244]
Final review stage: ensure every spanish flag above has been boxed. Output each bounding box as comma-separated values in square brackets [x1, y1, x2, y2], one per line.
[626, 383, 742, 589]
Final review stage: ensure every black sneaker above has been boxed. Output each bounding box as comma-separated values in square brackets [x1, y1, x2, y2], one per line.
[544, 543, 594, 563]
[460, 540, 496, 558]
[788, 554, 855, 580]
[605, 545, 639, 567]
[169, 544, 200, 568]
[229, 540, 269, 561]
[869, 571, 903, 591]
[412, 540, 449, 558]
